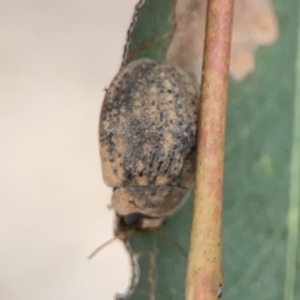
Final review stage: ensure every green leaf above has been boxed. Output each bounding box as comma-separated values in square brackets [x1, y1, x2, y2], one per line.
[120, 0, 300, 299]
[124, 0, 173, 64]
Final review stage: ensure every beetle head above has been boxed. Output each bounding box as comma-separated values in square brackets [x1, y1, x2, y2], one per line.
[112, 185, 190, 235]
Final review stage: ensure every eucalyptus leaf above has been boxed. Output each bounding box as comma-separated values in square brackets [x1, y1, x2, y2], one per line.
[120, 0, 300, 299]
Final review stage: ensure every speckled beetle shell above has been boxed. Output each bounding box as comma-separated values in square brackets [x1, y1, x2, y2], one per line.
[99, 58, 198, 233]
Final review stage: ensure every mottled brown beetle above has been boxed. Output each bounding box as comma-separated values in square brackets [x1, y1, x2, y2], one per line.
[99, 58, 198, 234]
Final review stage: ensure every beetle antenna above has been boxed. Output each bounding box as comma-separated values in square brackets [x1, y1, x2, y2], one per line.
[88, 237, 118, 260]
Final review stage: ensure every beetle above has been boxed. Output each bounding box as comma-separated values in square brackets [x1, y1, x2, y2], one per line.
[99, 58, 198, 234]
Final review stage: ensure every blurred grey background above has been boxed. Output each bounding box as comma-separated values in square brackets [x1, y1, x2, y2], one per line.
[0, 0, 136, 299]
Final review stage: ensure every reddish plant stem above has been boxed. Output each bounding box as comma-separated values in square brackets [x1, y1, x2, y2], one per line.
[185, 0, 234, 300]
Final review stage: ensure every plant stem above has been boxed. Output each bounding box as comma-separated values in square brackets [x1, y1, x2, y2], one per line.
[185, 0, 234, 299]
[283, 3, 300, 298]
